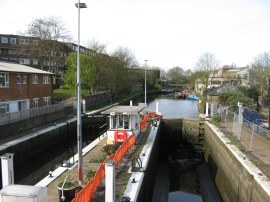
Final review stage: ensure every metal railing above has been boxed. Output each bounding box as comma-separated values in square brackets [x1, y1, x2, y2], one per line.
[0, 102, 65, 126]
[217, 108, 270, 163]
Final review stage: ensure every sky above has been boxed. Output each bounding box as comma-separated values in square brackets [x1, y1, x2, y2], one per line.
[1, 0, 270, 71]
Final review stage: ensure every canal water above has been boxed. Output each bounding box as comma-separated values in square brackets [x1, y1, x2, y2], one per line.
[147, 95, 222, 202]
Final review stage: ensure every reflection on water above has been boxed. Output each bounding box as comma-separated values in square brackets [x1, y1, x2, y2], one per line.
[168, 192, 202, 202]
[147, 96, 199, 119]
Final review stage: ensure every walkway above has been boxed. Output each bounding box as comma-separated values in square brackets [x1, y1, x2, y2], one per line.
[34, 122, 151, 202]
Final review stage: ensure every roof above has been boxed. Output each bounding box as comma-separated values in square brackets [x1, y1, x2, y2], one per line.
[0, 62, 53, 74]
[101, 104, 146, 115]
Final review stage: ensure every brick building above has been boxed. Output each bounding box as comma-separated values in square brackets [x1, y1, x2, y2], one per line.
[0, 61, 53, 114]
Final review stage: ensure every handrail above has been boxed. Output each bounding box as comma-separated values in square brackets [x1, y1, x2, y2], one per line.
[71, 134, 136, 202]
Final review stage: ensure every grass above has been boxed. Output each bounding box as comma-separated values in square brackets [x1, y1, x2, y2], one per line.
[54, 87, 89, 97]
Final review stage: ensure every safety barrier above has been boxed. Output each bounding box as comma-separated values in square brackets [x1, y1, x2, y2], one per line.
[140, 113, 149, 130]
[140, 111, 162, 130]
[71, 134, 136, 202]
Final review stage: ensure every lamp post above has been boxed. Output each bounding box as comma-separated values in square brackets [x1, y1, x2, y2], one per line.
[75, 0, 87, 187]
[144, 60, 147, 104]
[268, 78, 270, 129]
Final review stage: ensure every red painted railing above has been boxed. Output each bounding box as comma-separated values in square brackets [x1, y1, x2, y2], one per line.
[71, 134, 136, 202]
[71, 112, 161, 202]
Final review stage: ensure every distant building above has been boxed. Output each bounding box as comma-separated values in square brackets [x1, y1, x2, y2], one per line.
[195, 66, 251, 95]
[0, 61, 53, 114]
[208, 66, 251, 89]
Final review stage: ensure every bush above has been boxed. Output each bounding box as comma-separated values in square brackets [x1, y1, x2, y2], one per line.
[53, 92, 72, 102]
[210, 115, 221, 124]
[102, 144, 119, 155]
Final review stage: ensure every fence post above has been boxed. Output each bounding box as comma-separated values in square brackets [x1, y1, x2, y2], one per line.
[105, 160, 115, 202]
[249, 123, 255, 151]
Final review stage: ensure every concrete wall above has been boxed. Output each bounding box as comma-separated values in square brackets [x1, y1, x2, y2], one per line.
[0, 110, 67, 139]
[0, 118, 77, 165]
[204, 122, 270, 202]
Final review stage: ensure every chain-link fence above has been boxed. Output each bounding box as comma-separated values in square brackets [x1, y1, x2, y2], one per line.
[216, 106, 270, 163]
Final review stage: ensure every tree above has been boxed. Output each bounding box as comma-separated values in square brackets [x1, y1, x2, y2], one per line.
[250, 51, 270, 97]
[86, 39, 110, 93]
[17, 16, 72, 73]
[87, 39, 107, 54]
[63, 52, 94, 94]
[167, 66, 185, 84]
[103, 57, 129, 100]
[111, 46, 138, 69]
[195, 52, 219, 93]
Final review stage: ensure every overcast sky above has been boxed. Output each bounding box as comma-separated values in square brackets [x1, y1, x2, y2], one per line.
[1, 0, 270, 71]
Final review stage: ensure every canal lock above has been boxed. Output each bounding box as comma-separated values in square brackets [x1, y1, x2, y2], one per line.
[154, 119, 221, 202]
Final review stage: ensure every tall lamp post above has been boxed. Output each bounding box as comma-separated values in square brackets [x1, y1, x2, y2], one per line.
[75, 0, 87, 186]
[268, 78, 270, 129]
[144, 60, 147, 104]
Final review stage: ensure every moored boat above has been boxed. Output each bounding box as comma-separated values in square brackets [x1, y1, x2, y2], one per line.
[187, 93, 200, 100]
[101, 102, 162, 145]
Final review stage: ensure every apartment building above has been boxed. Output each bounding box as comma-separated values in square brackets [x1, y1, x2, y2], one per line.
[0, 34, 70, 86]
[0, 61, 53, 114]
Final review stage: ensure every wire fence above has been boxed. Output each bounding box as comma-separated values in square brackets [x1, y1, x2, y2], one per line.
[217, 106, 270, 163]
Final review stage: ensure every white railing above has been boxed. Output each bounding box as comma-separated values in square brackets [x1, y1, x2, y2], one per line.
[0, 102, 65, 126]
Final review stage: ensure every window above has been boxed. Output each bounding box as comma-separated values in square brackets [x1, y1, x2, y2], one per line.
[33, 59, 38, 65]
[111, 114, 130, 129]
[10, 38, 16, 44]
[1, 37, 8, 43]
[0, 73, 9, 87]
[0, 103, 9, 114]
[33, 98, 39, 108]
[43, 97, 50, 106]
[33, 40, 38, 45]
[43, 75, 50, 84]
[19, 38, 29, 44]
[17, 74, 21, 84]
[32, 74, 38, 84]
[19, 59, 30, 65]
[22, 74, 27, 84]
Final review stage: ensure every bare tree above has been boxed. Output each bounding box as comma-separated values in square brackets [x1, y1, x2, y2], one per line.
[250, 51, 270, 96]
[15, 16, 72, 74]
[195, 52, 219, 92]
[111, 46, 138, 69]
[87, 39, 108, 54]
[27, 16, 71, 42]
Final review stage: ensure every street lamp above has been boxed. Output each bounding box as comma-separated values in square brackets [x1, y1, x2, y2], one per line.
[144, 60, 147, 104]
[75, 0, 87, 187]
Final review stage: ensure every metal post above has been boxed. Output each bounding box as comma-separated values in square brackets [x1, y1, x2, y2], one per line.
[82, 99, 86, 113]
[144, 60, 147, 104]
[268, 79, 270, 129]
[249, 123, 255, 151]
[0, 153, 14, 187]
[105, 160, 115, 202]
[75, 0, 87, 187]
[205, 102, 209, 117]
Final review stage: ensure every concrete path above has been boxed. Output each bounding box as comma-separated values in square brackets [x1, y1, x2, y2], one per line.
[37, 135, 108, 202]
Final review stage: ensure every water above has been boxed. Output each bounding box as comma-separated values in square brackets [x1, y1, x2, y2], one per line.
[147, 96, 199, 119]
[148, 95, 219, 202]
